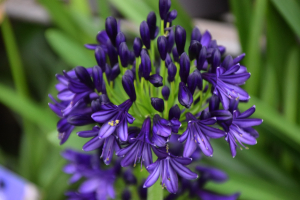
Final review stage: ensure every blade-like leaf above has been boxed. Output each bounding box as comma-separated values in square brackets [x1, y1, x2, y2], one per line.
[271, 0, 300, 37]
[244, 0, 267, 96]
[45, 29, 95, 67]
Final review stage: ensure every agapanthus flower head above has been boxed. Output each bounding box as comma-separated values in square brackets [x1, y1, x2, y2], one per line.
[50, 0, 262, 198]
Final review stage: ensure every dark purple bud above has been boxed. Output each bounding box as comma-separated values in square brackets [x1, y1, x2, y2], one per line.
[151, 97, 165, 112]
[149, 74, 163, 87]
[187, 69, 202, 94]
[107, 42, 118, 66]
[197, 46, 207, 70]
[218, 45, 226, 54]
[165, 53, 172, 67]
[95, 46, 106, 71]
[133, 37, 143, 57]
[116, 32, 126, 48]
[105, 63, 112, 80]
[178, 82, 193, 108]
[105, 16, 118, 46]
[175, 25, 186, 55]
[211, 49, 221, 73]
[67, 114, 94, 126]
[159, 0, 171, 20]
[128, 51, 135, 65]
[172, 47, 179, 62]
[209, 94, 220, 112]
[222, 55, 234, 69]
[200, 110, 211, 120]
[169, 104, 180, 120]
[191, 27, 201, 42]
[101, 79, 106, 94]
[162, 86, 170, 100]
[140, 49, 151, 79]
[74, 66, 93, 89]
[110, 63, 120, 80]
[124, 69, 134, 81]
[91, 99, 101, 112]
[147, 12, 159, 40]
[189, 40, 202, 60]
[140, 21, 151, 49]
[123, 169, 137, 185]
[122, 72, 136, 102]
[166, 10, 177, 22]
[118, 42, 129, 67]
[179, 52, 190, 83]
[167, 62, 177, 82]
[99, 94, 110, 105]
[157, 36, 168, 60]
[92, 66, 103, 92]
[167, 29, 175, 53]
[122, 189, 131, 200]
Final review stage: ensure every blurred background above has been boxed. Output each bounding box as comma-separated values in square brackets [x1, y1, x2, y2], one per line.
[0, 0, 300, 199]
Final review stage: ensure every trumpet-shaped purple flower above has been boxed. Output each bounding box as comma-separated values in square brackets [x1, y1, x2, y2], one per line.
[62, 149, 94, 183]
[143, 148, 198, 194]
[91, 99, 135, 141]
[178, 82, 193, 108]
[116, 117, 153, 168]
[220, 105, 263, 157]
[178, 112, 225, 157]
[202, 66, 251, 110]
[77, 126, 120, 165]
[78, 168, 116, 200]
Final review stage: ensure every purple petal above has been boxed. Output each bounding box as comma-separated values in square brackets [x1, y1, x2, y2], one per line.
[183, 133, 197, 157]
[237, 106, 256, 118]
[200, 30, 211, 47]
[170, 159, 198, 180]
[144, 163, 160, 187]
[233, 118, 263, 128]
[83, 137, 105, 151]
[79, 178, 99, 193]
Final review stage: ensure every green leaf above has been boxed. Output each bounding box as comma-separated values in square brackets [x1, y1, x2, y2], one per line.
[206, 172, 298, 199]
[265, 3, 296, 104]
[110, 0, 152, 24]
[229, 0, 253, 51]
[38, 0, 85, 42]
[244, 0, 267, 96]
[260, 64, 279, 108]
[0, 83, 56, 131]
[45, 29, 96, 67]
[271, 0, 300, 37]
[283, 47, 299, 123]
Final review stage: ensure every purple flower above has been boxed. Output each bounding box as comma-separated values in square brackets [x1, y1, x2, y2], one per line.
[78, 168, 116, 200]
[178, 82, 193, 108]
[122, 71, 136, 101]
[65, 191, 97, 200]
[202, 66, 251, 110]
[105, 16, 118, 46]
[140, 21, 151, 49]
[151, 98, 165, 112]
[159, 0, 171, 20]
[178, 112, 225, 157]
[133, 37, 143, 57]
[221, 105, 263, 157]
[149, 74, 163, 87]
[143, 148, 198, 194]
[147, 11, 159, 40]
[62, 149, 94, 183]
[91, 99, 135, 141]
[162, 86, 170, 100]
[78, 126, 120, 165]
[116, 117, 153, 168]
[157, 36, 168, 60]
[175, 25, 186, 55]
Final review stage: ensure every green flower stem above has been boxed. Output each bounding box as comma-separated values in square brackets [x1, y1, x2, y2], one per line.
[160, 20, 164, 35]
[118, 56, 125, 75]
[147, 154, 163, 200]
[151, 41, 156, 74]
[135, 57, 140, 85]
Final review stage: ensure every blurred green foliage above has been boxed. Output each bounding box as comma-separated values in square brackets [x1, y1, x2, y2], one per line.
[0, 0, 300, 199]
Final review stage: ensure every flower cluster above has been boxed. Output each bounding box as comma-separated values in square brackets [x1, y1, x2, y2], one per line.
[49, 0, 262, 198]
